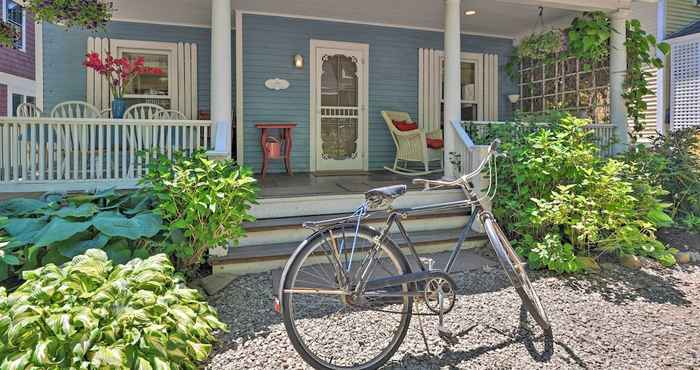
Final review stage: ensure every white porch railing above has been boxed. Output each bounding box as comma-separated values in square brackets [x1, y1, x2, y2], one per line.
[461, 121, 616, 158]
[0, 118, 213, 191]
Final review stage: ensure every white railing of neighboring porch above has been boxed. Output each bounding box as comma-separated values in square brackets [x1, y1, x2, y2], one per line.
[0, 118, 213, 191]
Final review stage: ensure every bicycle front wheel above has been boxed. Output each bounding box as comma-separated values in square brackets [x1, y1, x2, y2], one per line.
[280, 224, 413, 370]
[482, 215, 551, 333]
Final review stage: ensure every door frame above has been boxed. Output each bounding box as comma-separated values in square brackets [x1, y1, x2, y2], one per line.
[309, 39, 369, 172]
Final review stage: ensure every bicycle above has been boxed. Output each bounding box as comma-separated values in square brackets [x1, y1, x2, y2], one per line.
[278, 140, 551, 370]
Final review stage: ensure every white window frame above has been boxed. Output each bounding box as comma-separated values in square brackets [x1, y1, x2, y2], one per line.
[2, 0, 26, 52]
[110, 39, 178, 108]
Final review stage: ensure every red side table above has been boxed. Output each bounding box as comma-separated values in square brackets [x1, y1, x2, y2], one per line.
[255, 123, 297, 179]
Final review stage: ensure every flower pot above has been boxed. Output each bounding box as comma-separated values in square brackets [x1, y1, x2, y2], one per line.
[112, 98, 127, 119]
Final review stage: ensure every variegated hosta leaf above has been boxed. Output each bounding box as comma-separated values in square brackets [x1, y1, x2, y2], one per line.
[0, 250, 227, 368]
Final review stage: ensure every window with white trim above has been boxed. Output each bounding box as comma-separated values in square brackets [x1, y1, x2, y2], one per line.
[10, 93, 35, 116]
[122, 50, 172, 109]
[3, 0, 25, 51]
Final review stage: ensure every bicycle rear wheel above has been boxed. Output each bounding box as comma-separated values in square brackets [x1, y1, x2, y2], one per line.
[280, 224, 413, 370]
[482, 215, 551, 333]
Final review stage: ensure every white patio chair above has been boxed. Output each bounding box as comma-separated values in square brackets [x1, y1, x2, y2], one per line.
[99, 108, 112, 118]
[50, 101, 101, 179]
[124, 103, 165, 120]
[156, 109, 188, 120]
[17, 102, 42, 117]
[381, 110, 443, 176]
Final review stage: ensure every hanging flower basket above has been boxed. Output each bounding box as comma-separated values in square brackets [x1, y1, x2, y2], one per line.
[0, 21, 18, 48]
[25, 0, 114, 30]
[517, 29, 565, 61]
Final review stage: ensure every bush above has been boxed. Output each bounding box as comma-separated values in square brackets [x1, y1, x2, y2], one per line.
[0, 190, 162, 284]
[481, 114, 676, 272]
[142, 151, 258, 272]
[624, 128, 700, 231]
[0, 249, 226, 369]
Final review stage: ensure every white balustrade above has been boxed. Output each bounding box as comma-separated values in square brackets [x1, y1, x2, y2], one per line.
[0, 118, 212, 189]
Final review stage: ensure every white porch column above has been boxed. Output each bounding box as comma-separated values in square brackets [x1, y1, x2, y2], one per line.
[610, 8, 630, 153]
[443, 0, 461, 178]
[210, 0, 233, 157]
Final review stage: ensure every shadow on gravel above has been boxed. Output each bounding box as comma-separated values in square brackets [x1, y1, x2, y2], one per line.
[559, 264, 692, 307]
[389, 305, 565, 369]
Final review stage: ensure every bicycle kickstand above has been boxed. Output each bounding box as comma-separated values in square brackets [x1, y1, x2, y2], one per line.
[437, 285, 458, 345]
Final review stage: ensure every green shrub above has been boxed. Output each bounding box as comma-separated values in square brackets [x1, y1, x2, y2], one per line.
[624, 128, 700, 230]
[0, 249, 226, 369]
[479, 114, 676, 272]
[0, 190, 162, 284]
[142, 150, 258, 272]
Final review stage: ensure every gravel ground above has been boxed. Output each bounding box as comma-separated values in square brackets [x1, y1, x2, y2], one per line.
[205, 249, 700, 370]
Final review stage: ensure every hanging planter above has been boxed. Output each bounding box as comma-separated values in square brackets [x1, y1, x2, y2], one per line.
[0, 21, 18, 48]
[518, 29, 565, 61]
[25, 0, 113, 30]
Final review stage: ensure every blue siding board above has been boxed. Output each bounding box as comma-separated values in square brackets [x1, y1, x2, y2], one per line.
[243, 14, 516, 173]
[42, 22, 235, 116]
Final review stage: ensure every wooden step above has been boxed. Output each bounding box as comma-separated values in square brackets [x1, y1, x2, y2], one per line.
[211, 227, 488, 275]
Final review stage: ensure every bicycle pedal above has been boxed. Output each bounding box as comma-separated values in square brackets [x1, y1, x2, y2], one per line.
[437, 326, 459, 346]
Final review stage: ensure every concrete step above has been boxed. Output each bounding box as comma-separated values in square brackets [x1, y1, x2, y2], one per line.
[237, 208, 471, 248]
[211, 227, 487, 275]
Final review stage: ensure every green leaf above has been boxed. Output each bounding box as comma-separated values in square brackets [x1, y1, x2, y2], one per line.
[33, 218, 93, 247]
[657, 42, 670, 55]
[104, 240, 132, 264]
[41, 247, 69, 266]
[0, 198, 48, 216]
[135, 357, 154, 370]
[647, 209, 673, 227]
[57, 233, 111, 258]
[52, 203, 99, 219]
[24, 245, 42, 270]
[3, 218, 48, 245]
[90, 346, 125, 368]
[0, 351, 31, 370]
[0, 260, 8, 282]
[186, 341, 211, 362]
[2, 254, 21, 266]
[92, 212, 162, 240]
[152, 357, 171, 370]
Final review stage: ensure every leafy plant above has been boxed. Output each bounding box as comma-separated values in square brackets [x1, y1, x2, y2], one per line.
[566, 11, 613, 69]
[141, 150, 258, 272]
[478, 113, 677, 272]
[624, 128, 700, 230]
[25, 0, 113, 30]
[0, 190, 162, 284]
[0, 21, 18, 48]
[0, 249, 227, 369]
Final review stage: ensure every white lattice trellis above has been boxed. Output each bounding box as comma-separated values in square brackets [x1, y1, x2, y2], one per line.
[670, 37, 700, 130]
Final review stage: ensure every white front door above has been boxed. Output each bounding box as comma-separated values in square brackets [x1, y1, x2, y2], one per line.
[311, 40, 369, 172]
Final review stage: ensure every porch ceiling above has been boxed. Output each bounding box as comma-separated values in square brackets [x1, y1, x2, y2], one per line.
[110, 0, 646, 38]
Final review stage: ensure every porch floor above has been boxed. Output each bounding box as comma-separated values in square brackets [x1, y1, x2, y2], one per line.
[255, 171, 443, 198]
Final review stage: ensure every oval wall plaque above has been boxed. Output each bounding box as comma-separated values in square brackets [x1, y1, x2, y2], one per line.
[265, 78, 290, 90]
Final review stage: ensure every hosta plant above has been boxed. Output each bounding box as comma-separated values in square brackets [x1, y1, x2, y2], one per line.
[0, 189, 162, 283]
[0, 249, 227, 369]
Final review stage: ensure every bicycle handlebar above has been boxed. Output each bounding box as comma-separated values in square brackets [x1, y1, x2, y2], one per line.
[413, 139, 500, 190]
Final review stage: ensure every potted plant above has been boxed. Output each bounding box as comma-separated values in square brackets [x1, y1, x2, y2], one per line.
[83, 53, 163, 118]
[0, 21, 18, 48]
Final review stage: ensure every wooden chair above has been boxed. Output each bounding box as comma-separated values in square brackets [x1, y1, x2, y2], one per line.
[50, 101, 100, 119]
[17, 103, 42, 117]
[381, 110, 443, 176]
[124, 103, 165, 120]
[157, 109, 188, 120]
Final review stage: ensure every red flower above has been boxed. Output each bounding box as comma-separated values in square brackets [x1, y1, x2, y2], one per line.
[83, 52, 163, 98]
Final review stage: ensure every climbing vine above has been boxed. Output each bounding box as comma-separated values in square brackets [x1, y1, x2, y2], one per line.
[509, 11, 670, 141]
[0, 0, 113, 48]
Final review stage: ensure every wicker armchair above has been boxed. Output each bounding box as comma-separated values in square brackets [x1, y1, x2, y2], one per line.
[381, 111, 443, 176]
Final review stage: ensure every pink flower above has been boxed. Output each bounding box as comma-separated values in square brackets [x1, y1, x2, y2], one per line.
[83, 52, 164, 98]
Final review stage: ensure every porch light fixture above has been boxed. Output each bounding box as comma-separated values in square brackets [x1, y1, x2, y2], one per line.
[508, 94, 521, 104]
[464, 10, 477, 16]
[293, 54, 304, 69]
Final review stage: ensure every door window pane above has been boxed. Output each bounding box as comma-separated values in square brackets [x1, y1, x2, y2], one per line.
[320, 54, 359, 160]
[11, 94, 23, 117]
[123, 52, 169, 97]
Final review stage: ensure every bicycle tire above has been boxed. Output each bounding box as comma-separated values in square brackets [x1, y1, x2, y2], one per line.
[280, 224, 413, 370]
[483, 216, 551, 333]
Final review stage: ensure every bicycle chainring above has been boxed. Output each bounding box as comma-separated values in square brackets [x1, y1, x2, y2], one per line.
[423, 276, 457, 315]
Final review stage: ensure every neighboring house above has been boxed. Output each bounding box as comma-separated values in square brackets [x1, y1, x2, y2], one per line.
[0, 0, 36, 117]
[657, 0, 700, 132]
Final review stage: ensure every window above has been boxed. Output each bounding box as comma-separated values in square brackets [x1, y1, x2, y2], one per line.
[11, 93, 35, 116]
[441, 56, 483, 122]
[3, 0, 24, 50]
[112, 40, 176, 109]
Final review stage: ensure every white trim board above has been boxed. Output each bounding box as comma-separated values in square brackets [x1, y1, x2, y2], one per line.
[34, 21, 43, 111]
[238, 10, 515, 40]
[235, 9, 244, 164]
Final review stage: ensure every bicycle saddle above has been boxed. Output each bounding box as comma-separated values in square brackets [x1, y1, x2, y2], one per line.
[365, 185, 407, 209]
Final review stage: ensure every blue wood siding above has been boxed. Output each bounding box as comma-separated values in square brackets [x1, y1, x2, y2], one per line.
[42, 22, 234, 115]
[242, 14, 516, 173]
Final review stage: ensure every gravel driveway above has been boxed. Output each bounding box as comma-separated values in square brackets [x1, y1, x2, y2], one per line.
[205, 249, 700, 369]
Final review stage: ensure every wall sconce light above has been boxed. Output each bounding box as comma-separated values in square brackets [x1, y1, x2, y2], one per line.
[508, 94, 521, 104]
[293, 54, 304, 69]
